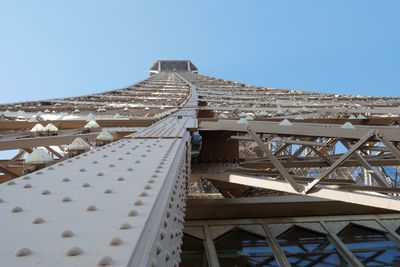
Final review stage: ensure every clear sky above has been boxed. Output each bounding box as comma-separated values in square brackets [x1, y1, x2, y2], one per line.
[0, 0, 399, 104]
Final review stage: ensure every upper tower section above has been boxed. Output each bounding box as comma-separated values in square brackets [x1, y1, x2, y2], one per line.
[149, 60, 198, 75]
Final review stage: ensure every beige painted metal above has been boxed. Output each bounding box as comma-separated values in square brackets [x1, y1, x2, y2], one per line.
[205, 173, 400, 211]
[185, 212, 400, 266]
[200, 120, 400, 142]
[247, 125, 303, 192]
[319, 221, 364, 267]
[303, 130, 377, 192]
[203, 225, 221, 267]
[2, 60, 400, 266]
[0, 70, 196, 267]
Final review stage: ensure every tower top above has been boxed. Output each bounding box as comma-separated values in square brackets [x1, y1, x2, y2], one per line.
[149, 60, 198, 75]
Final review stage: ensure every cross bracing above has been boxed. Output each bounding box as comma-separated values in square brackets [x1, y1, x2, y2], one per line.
[1, 61, 400, 266]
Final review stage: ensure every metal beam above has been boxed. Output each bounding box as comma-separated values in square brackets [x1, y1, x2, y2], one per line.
[304, 130, 376, 193]
[205, 173, 400, 211]
[0, 133, 98, 151]
[376, 132, 400, 162]
[340, 140, 389, 187]
[247, 125, 303, 192]
[0, 119, 155, 132]
[0, 72, 196, 267]
[0, 165, 19, 178]
[200, 120, 400, 142]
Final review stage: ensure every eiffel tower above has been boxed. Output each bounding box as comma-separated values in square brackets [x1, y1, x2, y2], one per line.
[1, 60, 400, 266]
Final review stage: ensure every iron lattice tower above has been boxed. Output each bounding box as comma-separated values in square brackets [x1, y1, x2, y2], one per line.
[1, 60, 400, 266]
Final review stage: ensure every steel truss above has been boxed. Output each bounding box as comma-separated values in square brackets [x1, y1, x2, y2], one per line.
[1, 60, 400, 266]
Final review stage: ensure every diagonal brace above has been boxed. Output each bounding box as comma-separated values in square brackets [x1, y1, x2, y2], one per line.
[0, 165, 19, 178]
[376, 132, 400, 162]
[303, 130, 376, 193]
[247, 125, 304, 192]
[341, 139, 389, 187]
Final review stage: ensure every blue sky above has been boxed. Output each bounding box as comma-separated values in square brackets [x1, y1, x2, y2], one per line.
[0, 0, 399, 104]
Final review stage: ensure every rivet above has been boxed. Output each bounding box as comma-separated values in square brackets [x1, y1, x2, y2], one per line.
[36, 171, 43, 175]
[152, 174, 158, 178]
[118, 157, 123, 160]
[119, 223, 132, 230]
[135, 160, 140, 164]
[160, 230, 165, 240]
[97, 255, 113, 266]
[15, 247, 31, 257]
[148, 179, 155, 183]
[32, 217, 45, 224]
[42, 189, 50, 195]
[48, 167, 54, 170]
[156, 242, 161, 254]
[104, 188, 113, 194]
[12, 206, 23, 213]
[103, 155, 108, 158]
[62, 197, 72, 202]
[0, 198, 3, 203]
[165, 252, 170, 261]
[127, 168, 133, 171]
[117, 177, 124, 181]
[61, 230, 74, 238]
[97, 172, 104, 176]
[109, 164, 115, 168]
[141, 154, 146, 157]
[79, 168, 86, 172]
[23, 175, 31, 180]
[144, 185, 152, 190]
[128, 209, 138, 217]
[93, 160, 98, 164]
[109, 237, 122, 246]
[24, 183, 32, 188]
[58, 163, 64, 166]
[87, 205, 97, 211]
[139, 192, 148, 197]
[62, 177, 70, 182]
[134, 200, 143, 206]
[151, 259, 158, 267]
[7, 181, 16, 185]
[82, 182, 90, 187]
[66, 246, 83, 256]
